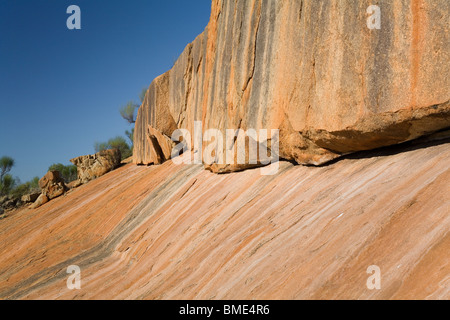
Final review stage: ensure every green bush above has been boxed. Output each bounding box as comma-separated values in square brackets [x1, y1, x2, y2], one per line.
[119, 101, 138, 124]
[0, 174, 15, 196]
[0, 156, 16, 196]
[11, 177, 40, 199]
[0, 156, 14, 182]
[94, 136, 132, 160]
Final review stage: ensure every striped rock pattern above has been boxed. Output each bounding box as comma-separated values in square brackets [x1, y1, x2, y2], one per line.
[1, 138, 449, 299]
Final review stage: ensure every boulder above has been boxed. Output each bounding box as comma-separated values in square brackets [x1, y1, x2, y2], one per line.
[39, 171, 68, 200]
[21, 192, 41, 204]
[67, 179, 82, 189]
[29, 171, 68, 209]
[70, 149, 122, 184]
[29, 193, 49, 210]
[134, 0, 450, 172]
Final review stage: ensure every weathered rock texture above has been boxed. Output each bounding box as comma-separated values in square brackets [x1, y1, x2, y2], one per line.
[70, 149, 121, 184]
[134, 0, 450, 171]
[39, 171, 67, 200]
[29, 194, 49, 210]
[0, 138, 449, 299]
[21, 193, 40, 204]
[29, 171, 68, 210]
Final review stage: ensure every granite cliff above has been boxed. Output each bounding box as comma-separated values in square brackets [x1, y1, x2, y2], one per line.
[134, 0, 449, 171]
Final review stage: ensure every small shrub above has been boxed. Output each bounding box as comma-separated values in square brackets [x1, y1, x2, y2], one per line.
[11, 177, 40, 199]
[94, 136, 132, 160]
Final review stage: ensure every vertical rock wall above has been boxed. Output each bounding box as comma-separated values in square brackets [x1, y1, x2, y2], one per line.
[134, 0, 450, 170]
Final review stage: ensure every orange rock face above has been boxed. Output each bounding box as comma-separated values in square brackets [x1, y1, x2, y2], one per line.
[1, 0, 448, 302]
[133, 0, 450, 171]
[28, 171, 68, 209]
[40, 171, 67, 198]
[0, 138, 449, 300]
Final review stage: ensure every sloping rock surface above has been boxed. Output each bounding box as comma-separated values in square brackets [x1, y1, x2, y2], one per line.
[0, 139, 448, 300]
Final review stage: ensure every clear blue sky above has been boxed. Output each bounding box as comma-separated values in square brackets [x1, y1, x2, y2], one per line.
[0, 0, 211, 182]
